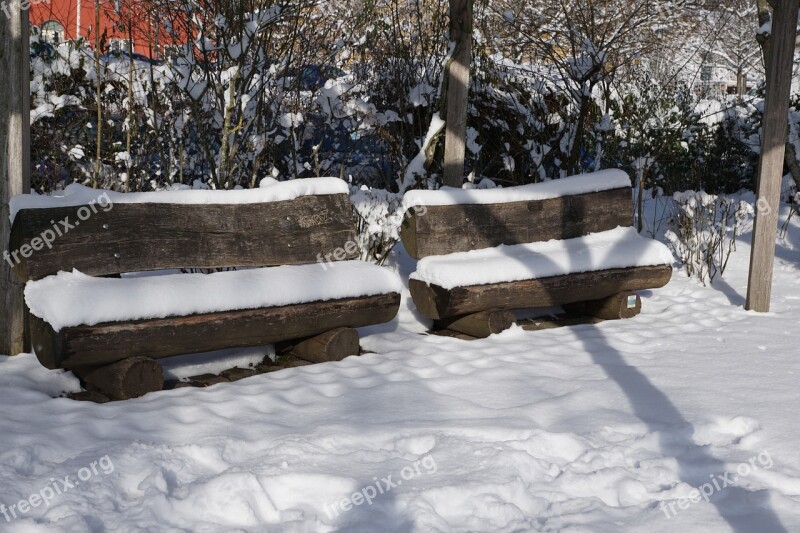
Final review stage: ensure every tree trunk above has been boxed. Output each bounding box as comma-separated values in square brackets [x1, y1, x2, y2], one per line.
[442, 0, 473, 188]
[785, 140, 800, 191]
[0, 5, 31, 356]
[568, 90, 593, 176]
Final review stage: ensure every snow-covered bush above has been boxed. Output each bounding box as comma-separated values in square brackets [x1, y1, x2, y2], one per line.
[349, 187, 409, 265]
[29, 1, 775, 197]
[665, 191, 753, 284]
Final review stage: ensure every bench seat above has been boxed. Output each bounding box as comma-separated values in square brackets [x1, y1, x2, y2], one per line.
[27, 261, 402, 369]
[409, 227, 673, 319]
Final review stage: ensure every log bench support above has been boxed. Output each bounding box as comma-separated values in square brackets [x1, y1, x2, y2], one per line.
[71, 356, 164, 401]
[433, 309, 516, 338]
[564, 291, 642, 320]
[276, 327, 361, 363]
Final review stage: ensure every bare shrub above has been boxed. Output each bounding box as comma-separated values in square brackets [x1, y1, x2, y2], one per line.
[665, 191, 753, 284]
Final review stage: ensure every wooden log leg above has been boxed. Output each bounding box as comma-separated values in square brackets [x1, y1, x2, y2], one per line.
[29, 313, 62, 370]
[434, 309, 516, 338]
[565, 291, 642, 320]
[277, 327, 360, 364]
[72, 356, 164, 400]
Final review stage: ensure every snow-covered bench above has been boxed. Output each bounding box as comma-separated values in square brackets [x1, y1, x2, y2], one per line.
[401, 170, 673, 337]
[9, 178, 402, 399]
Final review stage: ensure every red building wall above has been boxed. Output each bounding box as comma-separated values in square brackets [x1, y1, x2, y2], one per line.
[29, 0, 179, 58]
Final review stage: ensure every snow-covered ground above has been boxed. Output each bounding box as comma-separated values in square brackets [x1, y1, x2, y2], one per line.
[2, 206, 800, 532]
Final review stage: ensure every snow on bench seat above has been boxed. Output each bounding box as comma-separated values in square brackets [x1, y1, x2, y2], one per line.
[10, 177, 349, 222]
[410, 227, 674, 290]
[402, 169, 630, 209]
[26, 261, 402, 332]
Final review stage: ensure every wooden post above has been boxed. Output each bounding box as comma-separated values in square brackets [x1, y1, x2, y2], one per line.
[442, 0, 473, 188]
[94, 0, 102, 186]
[746, 0, 799, 312]
[0, 3, 31, 355]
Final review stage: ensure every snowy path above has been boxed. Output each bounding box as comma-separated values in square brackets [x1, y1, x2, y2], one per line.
[2, 222, 800, 531]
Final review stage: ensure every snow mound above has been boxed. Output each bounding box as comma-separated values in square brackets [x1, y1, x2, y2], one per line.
[411, 227, 674, 289]
[10, 177, 349, 222]
[402, 169, 630, 209]
[26, 261, 403, 331]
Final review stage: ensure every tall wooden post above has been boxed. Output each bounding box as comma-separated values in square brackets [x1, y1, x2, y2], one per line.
[442, 0, 473, 188]
[94, 0, 102, 187]
[746, 0, 799, 312]
[0, 4, 31, 355]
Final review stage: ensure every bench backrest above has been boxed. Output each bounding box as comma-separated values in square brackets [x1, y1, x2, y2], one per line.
[9, 178, 358, 280]
[401, 170, 632, 259]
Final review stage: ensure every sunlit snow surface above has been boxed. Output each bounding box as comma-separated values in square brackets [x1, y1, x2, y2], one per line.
[2, 200, 800, 531]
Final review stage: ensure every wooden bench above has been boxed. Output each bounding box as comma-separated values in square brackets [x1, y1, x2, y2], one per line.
[401, 170, 674, 338]
[9, 178, 402, 399]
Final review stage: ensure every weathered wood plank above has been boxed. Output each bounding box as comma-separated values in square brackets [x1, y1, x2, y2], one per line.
[31, 293, 400, 369]
[401, 187, 632, 258]
[11, 193, 358, 280]
[0, 6, 31, 354]
[564, 291, 642, 320]
[409, 265, 672, 319]
[72, 356, 164, 400]
[277, 327, 360, 363]
[433, 309, 515, 338]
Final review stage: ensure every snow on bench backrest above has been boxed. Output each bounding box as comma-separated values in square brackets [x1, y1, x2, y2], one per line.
[400, 169, 633, 259]
[9, 178, 357, 280]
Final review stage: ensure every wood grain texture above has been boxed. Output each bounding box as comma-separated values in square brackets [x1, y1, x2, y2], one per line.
[433, 309, 515, 338]
[72, 356, 164, 400]
[401, 187, 632, 258]
[409, 265, 672, 319]
[564, 291, 642, 320]
[30, 314, 63, 369]
[11, 193, 358, 280]
[746, 0, 800, 312]
[0, 8, 31, 354]
[442, 0, 474, 187]
[278, 327, 360, 363]
[517, 315, 603, 331]
[32, 293, 400, 369]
